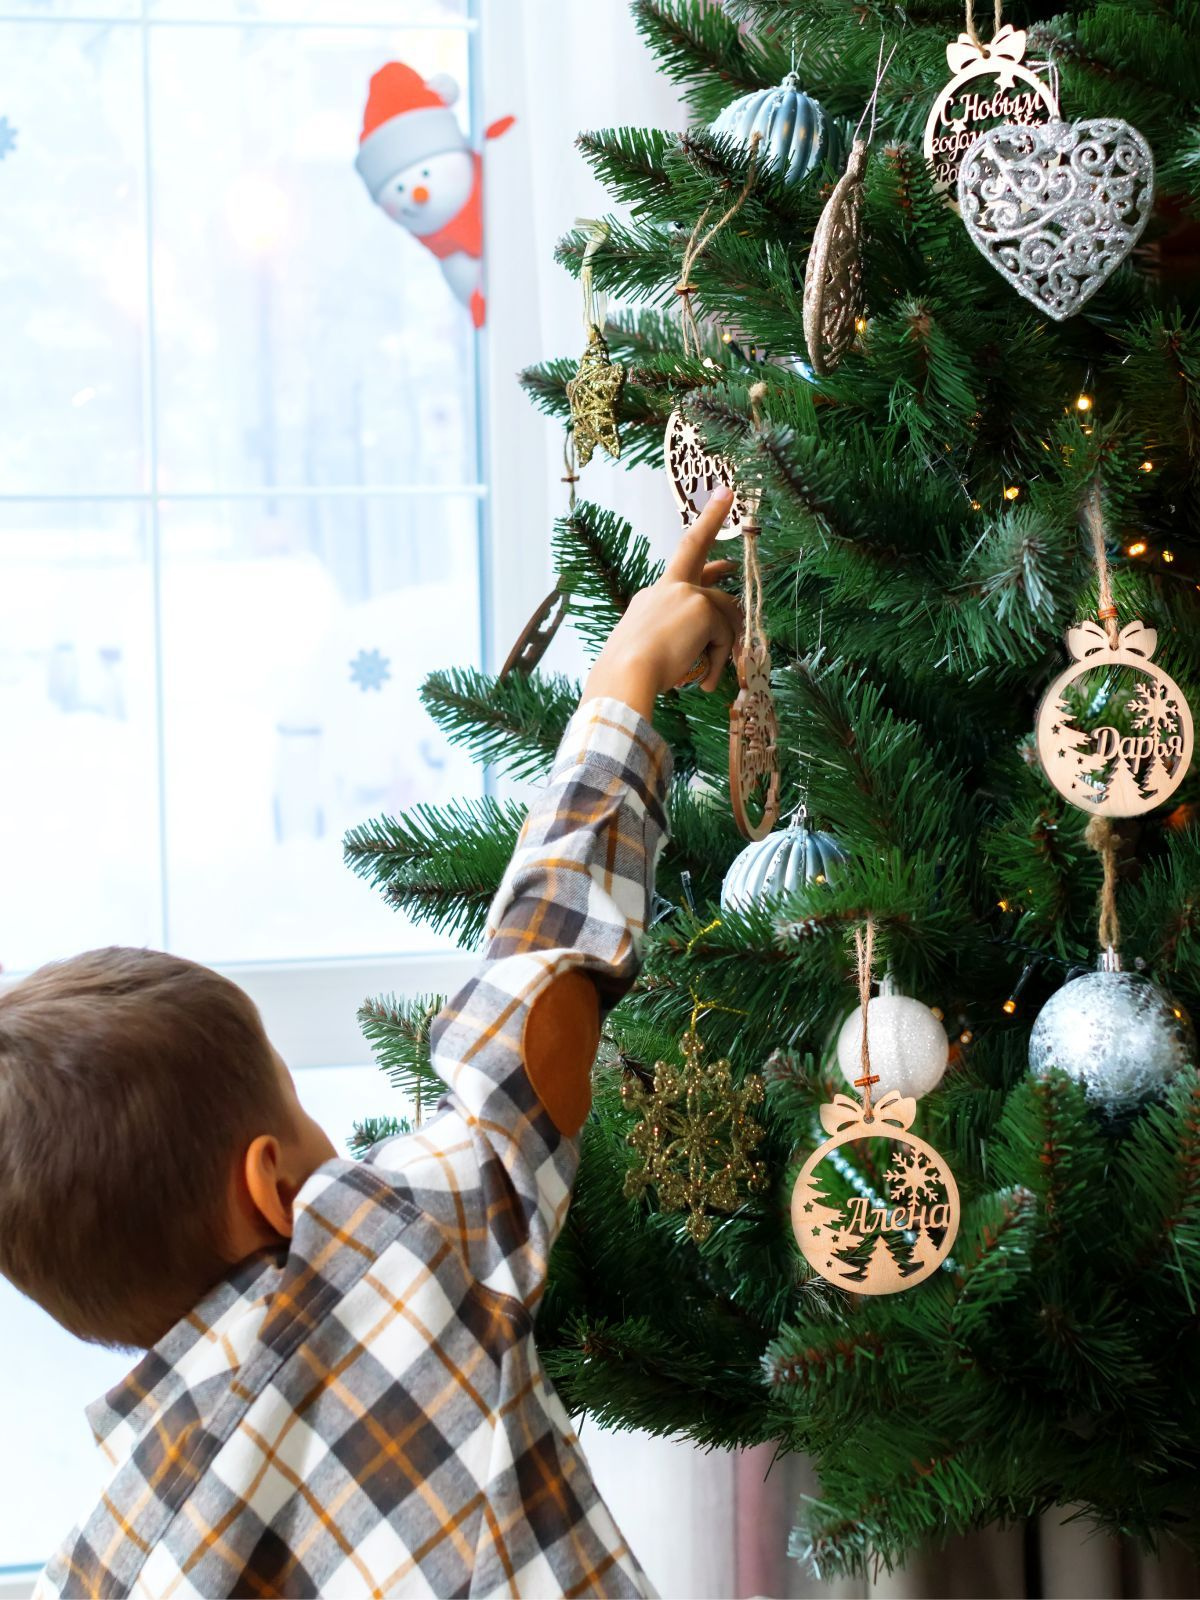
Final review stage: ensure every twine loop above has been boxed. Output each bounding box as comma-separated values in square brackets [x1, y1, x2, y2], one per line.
[1083, 479, 1121, 648]
[675, 132, 762, 359]
[853, 919, 880, 1120]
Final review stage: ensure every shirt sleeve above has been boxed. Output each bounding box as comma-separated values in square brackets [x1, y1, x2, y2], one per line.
[422, 695, 672, 1308]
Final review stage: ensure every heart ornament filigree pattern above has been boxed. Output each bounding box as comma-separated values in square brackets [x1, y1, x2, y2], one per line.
[957, 118, 1155, 321]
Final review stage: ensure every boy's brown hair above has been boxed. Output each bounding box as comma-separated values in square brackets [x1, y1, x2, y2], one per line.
[0, 947, 291, 1349]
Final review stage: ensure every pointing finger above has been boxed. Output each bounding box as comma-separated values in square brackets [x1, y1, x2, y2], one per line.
[664, 487, 735, 583]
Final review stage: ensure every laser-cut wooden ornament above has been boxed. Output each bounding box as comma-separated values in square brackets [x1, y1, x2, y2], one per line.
[664, 409, 751, 542]
[1035, 618, 1194, 817]
[922, 24, 1059, 202]
[790, 1086, 961, 1293]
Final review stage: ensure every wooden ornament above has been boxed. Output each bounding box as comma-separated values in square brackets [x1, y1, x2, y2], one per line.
[730, 636, 781, 841]
[1035, 617, 1194, 817]
[803, 139, 867, 376]
[664, 408, 751, 542]
[499, 588, 568, 679]
[790, 1087, 960, 1294]
[922, 24, 1058, 203]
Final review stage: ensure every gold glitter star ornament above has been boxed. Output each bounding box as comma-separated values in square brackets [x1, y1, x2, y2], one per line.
[565, 322, 626, 468]
[621, 1028, 768, 1242]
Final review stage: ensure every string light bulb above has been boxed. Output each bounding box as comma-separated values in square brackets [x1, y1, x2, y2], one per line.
[1163, 548, 1175, 563]
[1075, 393, 1093, 412]
[1139, 460, 1154, 473]
[855, 316, 868, 333]
[1003, 485, 1021, 500]
[1002, 998, 1017, 1015]
[1127, 539, 1148, 557]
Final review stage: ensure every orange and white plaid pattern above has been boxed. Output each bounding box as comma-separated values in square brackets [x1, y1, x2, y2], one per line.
[36, 696, 671, 1599]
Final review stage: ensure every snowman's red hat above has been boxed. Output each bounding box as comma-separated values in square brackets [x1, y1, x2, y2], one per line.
[355, 63, 465, 200]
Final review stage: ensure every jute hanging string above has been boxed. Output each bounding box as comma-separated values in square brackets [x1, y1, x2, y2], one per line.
[853, 918, 880, 1120]
[741, 380, 770, 659]
[1085, 816, 1122, 954]
[1083, 477, 1121, 648]
[675, 131, 762, 359]
[964, 0, 1004, 46]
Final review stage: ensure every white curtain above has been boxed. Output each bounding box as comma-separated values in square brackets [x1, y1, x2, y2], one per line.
[477, 6, 1200, 1597]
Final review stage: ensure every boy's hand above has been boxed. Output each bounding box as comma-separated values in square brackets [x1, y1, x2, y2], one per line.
[579, 488, 744, 721]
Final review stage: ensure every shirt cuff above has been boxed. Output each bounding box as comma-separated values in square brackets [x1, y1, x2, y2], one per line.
[551, 695, 674, 805]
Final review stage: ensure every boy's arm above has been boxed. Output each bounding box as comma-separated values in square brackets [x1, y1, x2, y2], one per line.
[420, 490, 741, 1309]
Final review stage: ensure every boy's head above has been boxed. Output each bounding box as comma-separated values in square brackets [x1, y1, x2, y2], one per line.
[0, 948, 336, 1350]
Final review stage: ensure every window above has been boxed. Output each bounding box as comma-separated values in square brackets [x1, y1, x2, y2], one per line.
[0, 0, 495, 1575]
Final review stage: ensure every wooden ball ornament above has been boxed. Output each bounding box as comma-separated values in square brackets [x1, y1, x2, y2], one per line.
[790, 1088, 960, 1295]
[664, 409, 751, 541]
[922, 24, 1059, 203]
[1035, 617, 1193, 817]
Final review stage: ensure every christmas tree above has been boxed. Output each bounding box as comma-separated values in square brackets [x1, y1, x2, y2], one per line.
[344, 0, 1200, 1578]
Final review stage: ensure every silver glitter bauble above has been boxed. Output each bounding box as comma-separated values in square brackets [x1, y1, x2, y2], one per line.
[710, 72, 842, 188]
[957, 118, 1155, 321]
[1028, 955, 1194, 1112]
[721, 810, 846, 913]
[836, 978, 950, 1099]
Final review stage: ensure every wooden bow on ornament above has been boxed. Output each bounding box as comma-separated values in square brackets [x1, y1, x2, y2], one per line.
[819, 1088, 917, 1136]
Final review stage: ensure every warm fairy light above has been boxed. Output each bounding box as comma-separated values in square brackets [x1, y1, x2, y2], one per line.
[930, 1007, 945, 1022]
[1075, 393, 1093, 412]
[1127, 540, 1148, 557]
[998, 898, 1011, 911]
[1002, 998, 1017, 1015]
[959, 1029, 974, 1044]
[814, 873, 826, 884]
[1139, 460, 1154, 473]
[855, 316, 868, 333]
[1163, 549, 1175, 563]
[1003, 485, 1020, 500]
[722, 330, 733, 343]
[970, 499, 982, 511]
[1082, 425, 1094, 436]
[1174, 1007, 1184, 1019]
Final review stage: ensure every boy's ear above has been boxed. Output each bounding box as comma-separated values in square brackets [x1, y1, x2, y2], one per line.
[243, 1135, 295, 1239]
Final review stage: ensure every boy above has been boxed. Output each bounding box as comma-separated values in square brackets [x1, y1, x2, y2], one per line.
[5, 490, 740, 1599]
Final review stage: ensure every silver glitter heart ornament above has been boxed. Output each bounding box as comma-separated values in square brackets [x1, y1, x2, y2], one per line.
[957, 118, 1155, 321]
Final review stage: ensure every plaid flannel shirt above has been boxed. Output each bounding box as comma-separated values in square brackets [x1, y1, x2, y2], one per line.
[36, 696, 672, 1600]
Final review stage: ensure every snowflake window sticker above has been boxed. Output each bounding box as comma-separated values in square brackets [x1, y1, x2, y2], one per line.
[1035, 618, 1194, 818]
[348, 647, 391, 692]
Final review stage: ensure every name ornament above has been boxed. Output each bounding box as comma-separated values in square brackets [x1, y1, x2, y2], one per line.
[791, 921, 960, 1295]
[922, 22, 1059, 201]
[1035, 618, 1194, 818]
[791, 1087, 961, 1295]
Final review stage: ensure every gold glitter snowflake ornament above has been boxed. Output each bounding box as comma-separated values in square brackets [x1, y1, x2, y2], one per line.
[621, 1029, 767, 1242]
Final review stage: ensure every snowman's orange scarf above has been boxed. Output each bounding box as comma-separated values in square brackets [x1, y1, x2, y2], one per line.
[417, 118, 514, 262]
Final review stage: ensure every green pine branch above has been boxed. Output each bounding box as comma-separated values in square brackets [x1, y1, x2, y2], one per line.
[421, 666, 577, 782]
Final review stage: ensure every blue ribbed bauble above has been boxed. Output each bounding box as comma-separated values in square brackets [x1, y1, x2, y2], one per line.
[720, 813, 846, 913]
[710, 72, 842, 188]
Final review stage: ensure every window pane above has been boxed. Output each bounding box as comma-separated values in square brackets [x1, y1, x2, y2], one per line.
[149, 1, 467, 18]
[158, 493, 483, 964]
[0, 23, 146, 494]
[148, 24, 477, 492]
[0, 504, 161, 973]
[0, 1061, 401, 1572]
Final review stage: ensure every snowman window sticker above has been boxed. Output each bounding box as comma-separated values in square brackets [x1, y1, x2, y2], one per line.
[355, 62, 514, 328]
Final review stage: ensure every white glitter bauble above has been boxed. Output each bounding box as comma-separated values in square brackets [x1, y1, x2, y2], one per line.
[1028, 957, 1195, 1112]
[836, 979, 950, 1099]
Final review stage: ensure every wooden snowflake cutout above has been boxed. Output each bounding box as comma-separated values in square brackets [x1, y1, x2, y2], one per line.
[621, 1029, 767, 1242]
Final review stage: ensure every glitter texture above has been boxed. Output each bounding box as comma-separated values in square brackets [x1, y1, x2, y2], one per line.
[1028, 969, 1195, 1112]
